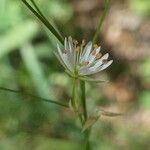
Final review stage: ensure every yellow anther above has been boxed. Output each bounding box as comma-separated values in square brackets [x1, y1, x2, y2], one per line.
[76, 46, 80, 52]
[93, 44, 99, 49]
[82, 39, 86, 46]
[102, 59, 108, 64]
[96, 53, 102, 59]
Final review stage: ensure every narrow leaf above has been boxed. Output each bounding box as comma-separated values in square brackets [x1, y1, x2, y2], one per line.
[22, 0, 64, 44]
[92, 0, 111, 44]
[82, 115, 100, 132]
[99, 109, 123, 117]
[0, 87, 69, 108]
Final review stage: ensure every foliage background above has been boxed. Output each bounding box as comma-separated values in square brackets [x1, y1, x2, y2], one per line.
[0, 0, 150, 149]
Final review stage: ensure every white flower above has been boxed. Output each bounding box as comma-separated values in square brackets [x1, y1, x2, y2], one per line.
[56, 36, 113, 76]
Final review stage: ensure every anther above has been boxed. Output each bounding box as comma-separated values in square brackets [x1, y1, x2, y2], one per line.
[93, 44, 99, 49]
[82, 39, 86, 46]
[82, 61, 89, 66]
[92, 50, 96, 55]
[76, 46, 80, 52]
[102, 59, 108, 64]
[62, 49, 67, 54]
[96, 53, 102, 59]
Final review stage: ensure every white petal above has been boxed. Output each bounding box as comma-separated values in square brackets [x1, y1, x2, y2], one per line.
[87, 47, 101, 66]
[86, 60, 113, 75]
[64, 37, 68, 50]
[57, 44, 73, 71]
[80, 42, 92, 62]
[99, 60, 113, 71]
[89, 53, 109, 71]
[68, 36, 74, 53]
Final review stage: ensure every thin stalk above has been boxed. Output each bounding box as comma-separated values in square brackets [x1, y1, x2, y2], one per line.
[0, 87, 68, 108]
[80, 81, 87, 120]
[80, 81, 91, 150]
[92, 0, 111, 44]
[71, 78, 78, 112]
[30, 0, 45, 17]
[22, 0, 64, 44]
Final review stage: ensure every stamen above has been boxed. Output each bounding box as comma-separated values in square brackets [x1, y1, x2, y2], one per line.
[82, 39, 86, 46]
[102, 59, 108, 64]
[76, 46, 80, 52]
[73, 40, 78, 45]
[82, 61, 89, 66]
[96, 53, 102, 59]
[62, 49, 67, 54]
[93, 44, 99, 49]
[92, 50, 96, 55]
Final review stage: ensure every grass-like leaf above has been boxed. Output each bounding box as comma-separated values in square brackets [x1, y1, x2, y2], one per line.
[0, 86, 69, 108]
[92, 0, 111, 44]
[99, 109, 123, 117]
[22, 0, 64, 44]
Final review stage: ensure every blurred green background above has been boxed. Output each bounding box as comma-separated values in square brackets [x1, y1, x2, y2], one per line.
[0, 0, 150, 150]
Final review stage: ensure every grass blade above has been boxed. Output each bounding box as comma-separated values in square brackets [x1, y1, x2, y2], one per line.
[22, 0, 64, 44]
[0, 86, 69, 108]
[92, 0, 111, 44]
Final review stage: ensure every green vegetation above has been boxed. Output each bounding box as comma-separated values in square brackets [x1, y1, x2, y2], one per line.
[0, 0, 150, 150]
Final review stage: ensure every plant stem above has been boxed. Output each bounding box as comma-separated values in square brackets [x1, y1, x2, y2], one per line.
[80, 81, 87, 121]
[0, 87, 68, 108]
[71, 78, 77, 112]
[80, 81, 91, 150]
[92, 0, 111, 44]
[22, 0, 64, 44]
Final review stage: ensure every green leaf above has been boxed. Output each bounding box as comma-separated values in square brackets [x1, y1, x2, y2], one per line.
[82, 115, 100, 132]
[92, 0, 111, 44]
[22, 0, 64, 44]
[99, 109, 123, 117]
[0, 86, 69, 108]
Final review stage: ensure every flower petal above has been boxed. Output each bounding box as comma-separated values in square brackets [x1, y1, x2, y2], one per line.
[80, 41, 92, 62]
[87, 47, 101, 66]
[99, 60, 113, 71]
[57, 44, 73, 71]
[64, 37, 68, 50]
[89, 53, 109, 71]
[79, 60, 113, 75]
[68, 36, 74, 53]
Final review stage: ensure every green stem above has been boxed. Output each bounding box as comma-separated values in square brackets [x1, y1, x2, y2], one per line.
[30, 0, 44, 17]
[0, 87, 68, 108]
[80, 81, 87, 121]
[22, 0, 64, 44]
[71, 78, 77, 112]
[80, 81, 91, 150]
[92, 0, 111, 44]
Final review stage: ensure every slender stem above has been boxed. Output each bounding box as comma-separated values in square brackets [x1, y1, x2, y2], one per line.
[71, 78, 78, 112]
[0, 87, 69, 108]
[80, 81, 91, 150]
[22, 0, 64, 44]
[80, 81, 87, 121]
[92, 0, 111, 44]
[30, 0, 44, 17]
